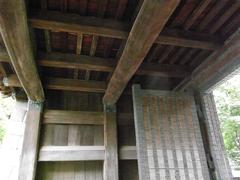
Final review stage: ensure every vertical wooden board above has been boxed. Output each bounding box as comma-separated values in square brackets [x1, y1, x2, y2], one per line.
[132, 85, 211, 180]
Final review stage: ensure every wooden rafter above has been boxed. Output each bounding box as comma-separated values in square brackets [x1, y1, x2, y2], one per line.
[103, 0, 180, 105]
[3, 75, 107, 93]
[0, 0, 44, 101]
[1, 51, 190, 78]
[174, 29, 240, 92]
[30, 10, 220, 50]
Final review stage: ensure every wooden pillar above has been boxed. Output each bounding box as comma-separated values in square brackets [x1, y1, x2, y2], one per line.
[103, 105, 118, 180]
[18, 101, 43, 180]
[194, 91, 232, 180]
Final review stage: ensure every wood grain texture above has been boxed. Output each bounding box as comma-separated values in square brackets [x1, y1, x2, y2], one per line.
[104, 106, 118, 180]
[29, 10, 220, 50]
[18, 102, 43, 180]
[132, 85, 210, 180]
[174, 29, 240, 92]
[3, 75, 107, 93]
[0, 0, 44, 101]
[43, 109, 104, 125]
[103, 0, 180, 105]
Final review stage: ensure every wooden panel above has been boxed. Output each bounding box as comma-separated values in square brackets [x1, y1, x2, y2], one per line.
[43, 109, 104, 125]
[132, 85, 210, 180]
[37, 161, 103, 180]
[18, 102, 43, 180]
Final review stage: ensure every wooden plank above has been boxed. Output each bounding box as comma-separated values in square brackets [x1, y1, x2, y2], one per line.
[0, 0, 44, 102]
[103, 0, 180, 105]
[30, 10, 220, 50]
[43, 109, 104, 125]
[38, 146, 105, 161]
[3, 75, 107, 93]
[104, 105, 118, 180]
[18, 102, 43, 180]
[174, 29, 240, 92]
[38, 145, 137, 161]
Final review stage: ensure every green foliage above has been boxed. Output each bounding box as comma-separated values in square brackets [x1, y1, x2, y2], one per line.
[0, 122, 5, 143]
[214, 75, 240, 167]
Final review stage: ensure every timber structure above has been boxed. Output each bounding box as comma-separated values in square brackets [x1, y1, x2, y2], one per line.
[0, 0, 239, 179]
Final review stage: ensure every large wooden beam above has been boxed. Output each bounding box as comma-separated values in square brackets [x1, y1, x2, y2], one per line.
[0, 0, 44, 101]
[30, 10, 220, 50]
[174, 29, 240, 92]
[1, 52, 190, 78]
[3, 75, 107, 93]
[18, 101, 43, 180]
[103, 0, 180, 105]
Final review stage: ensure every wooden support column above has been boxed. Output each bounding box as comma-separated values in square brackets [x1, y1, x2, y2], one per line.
[18, 101, 43, 180]
[104, 105, 118, 180]
[0, 0, 44, 102]
[103, 0, 180, 105]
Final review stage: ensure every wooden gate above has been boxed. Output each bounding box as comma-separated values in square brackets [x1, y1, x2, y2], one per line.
[132, 85, 210, 180]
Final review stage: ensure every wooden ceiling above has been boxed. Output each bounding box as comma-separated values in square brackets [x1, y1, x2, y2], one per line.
[0, 0, 240, 103]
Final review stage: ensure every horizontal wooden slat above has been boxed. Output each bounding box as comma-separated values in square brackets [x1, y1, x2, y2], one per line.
[3, 75, 107, 93]
[38, 146, 105, 161]
[119, 146, 137, 160]
[43, 109, 104, 125]
[38, 145, 137, 161]
[30, 10, 220, 50]
[1, 52, 191, 78]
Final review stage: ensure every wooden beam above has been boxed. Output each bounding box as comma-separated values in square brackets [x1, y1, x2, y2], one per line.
[18, 101, 43, 180]
[30, 10, 220, 50]
[174, 29, 240, 92]
[38, 146, 105, 161]
[0, 0, 44, 101]
[38, 145, 137, 161]
[43, 109, 104, 125]
[103, 0, 180, 105]
[104, 105, 118, 180]
[0, 51, 191, 78]
[3, 75, 107, 93]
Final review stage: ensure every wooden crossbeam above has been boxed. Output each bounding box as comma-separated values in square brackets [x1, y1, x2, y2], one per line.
[3, 75, 107, 93]
[174, 29, 240, 92]
[103, 0, 180, 105]
[39, 146, 105, 161]
[29, 10, 220, 50]
[43, 109, 104, 125]
[1, 51, 190, 78]
[38, 145, 137, 161]
[0, 0, 44, 102]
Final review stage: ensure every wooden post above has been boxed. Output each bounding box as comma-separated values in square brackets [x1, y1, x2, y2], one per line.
[18, 101, 43, 180]
[103, 105, 118, 180]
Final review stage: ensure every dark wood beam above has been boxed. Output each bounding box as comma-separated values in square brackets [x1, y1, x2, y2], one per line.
[3, 75, 107, 93]
[43, 109, 104, 125]
[0, 0, 44, 102]
[174, 29, 240, 92]
[1, 51, 190, 78]
[103, 0, 180, 105]
[30, 10, 220, 50]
